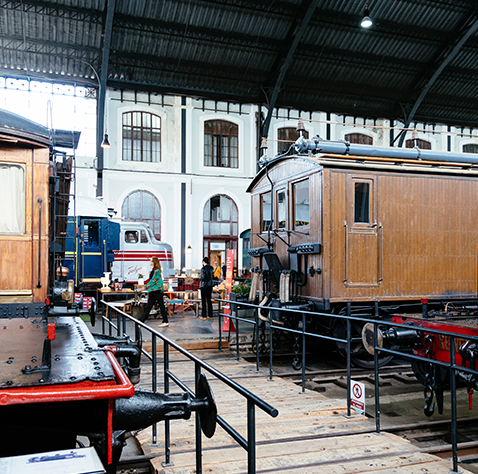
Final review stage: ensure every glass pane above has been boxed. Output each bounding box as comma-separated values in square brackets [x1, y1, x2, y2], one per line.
[128, 192, 141, 218]
[294, 181, 309, 227]
[203, 222, 209, 235]
[232, 223, 237, 236]
[232, 203, 238, 220]
[0, 164, 25, 233]
[143, 112, 150, 127]
[278, 191, 286, 229]
[210, 222, 220, 234]
[262, 192, 271, 232]
[133, 112, 141, 126]
[354, 182, 370, 223]
[142, 192, 153, 219]
[123, 112, 131, 126]
[140, 230, 149, 243]
[210, 195, 220, 221]
[84, 220, 99, 247]
[152, 115, 160, 128]
[221, 223, 230, 235]
[125, 230, 139, 243]
[221, 196, 231, 221]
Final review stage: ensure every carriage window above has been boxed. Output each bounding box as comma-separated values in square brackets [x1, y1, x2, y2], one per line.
[354, 182, 370, 223]
[293, 180, 309, 228]
[84, 220, 99, 247]
[140, 230, 149, 243]
[277, 191, 286, 229]
[0, 163, 25, 234]
[261, 192, 272, 232]
[125, 230, 139, 243]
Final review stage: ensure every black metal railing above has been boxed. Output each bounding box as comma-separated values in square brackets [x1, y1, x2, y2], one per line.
[221, 297, 478, 474]
[99, 300, 278, 474]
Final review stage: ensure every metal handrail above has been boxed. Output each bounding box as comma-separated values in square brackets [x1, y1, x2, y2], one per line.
[99, 299, 278, 474]
[220, 297, 478, 474]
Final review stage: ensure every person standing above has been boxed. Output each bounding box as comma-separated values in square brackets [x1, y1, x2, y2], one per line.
[213, 261, 222, 285]
[138, 257, 169, 327]
[200, 257, 214, 319]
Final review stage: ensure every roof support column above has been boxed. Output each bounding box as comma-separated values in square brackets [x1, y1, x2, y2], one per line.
[96, 0, 116, 197]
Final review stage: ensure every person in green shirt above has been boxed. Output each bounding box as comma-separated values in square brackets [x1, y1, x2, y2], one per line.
[138, 257, 169, 327]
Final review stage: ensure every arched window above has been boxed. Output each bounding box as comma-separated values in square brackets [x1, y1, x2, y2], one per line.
[463, 144, 478, 154]
[278, 127, 309, 154]
[405, 138, 431, 149]
[203, 194, 239, 268]
[123, 111, 161, 162]
[345, 133, 373, 145]
[122, 190, 161, 240]
[204, 120, 238, 168]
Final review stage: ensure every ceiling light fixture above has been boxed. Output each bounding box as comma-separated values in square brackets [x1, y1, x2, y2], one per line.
[361, 5, 373, 28]
[101, 133, 110, 148]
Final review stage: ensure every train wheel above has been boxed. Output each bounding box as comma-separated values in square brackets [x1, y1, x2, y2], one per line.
[332, 319, 394, 369]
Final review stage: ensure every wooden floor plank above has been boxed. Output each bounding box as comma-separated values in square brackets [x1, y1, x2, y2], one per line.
[135, 351, 473, 474]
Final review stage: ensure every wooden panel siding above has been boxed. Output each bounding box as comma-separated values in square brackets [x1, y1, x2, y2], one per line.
[248, 154, 478, 306]
[0, 146, 49, 303]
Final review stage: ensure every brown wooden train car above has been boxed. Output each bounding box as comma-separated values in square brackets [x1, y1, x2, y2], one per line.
[0, 128, 50, 304]
[247, 143, 478, 310]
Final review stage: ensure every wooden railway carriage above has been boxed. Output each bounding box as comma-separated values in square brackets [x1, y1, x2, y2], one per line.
[247, 136, 478, 367]
[0, 118, 50, 304]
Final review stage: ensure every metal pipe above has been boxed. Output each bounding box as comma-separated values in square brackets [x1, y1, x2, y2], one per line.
[295, 136, 478, 165]
[37, 198, 42, 288]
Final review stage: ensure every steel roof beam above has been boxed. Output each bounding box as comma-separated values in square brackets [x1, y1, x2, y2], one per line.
[397, 14, 478, 146]
[261, 0, 319, 138]
[0, 0, 102, 22]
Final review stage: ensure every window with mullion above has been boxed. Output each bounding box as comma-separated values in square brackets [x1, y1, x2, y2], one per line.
[204, 120, 238, 168]
[123, 111, 161, 162]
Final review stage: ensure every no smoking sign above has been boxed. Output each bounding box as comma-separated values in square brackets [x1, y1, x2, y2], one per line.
[350, 380, 365, 415]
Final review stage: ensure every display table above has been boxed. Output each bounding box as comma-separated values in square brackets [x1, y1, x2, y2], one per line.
[97, 288, 136, 319]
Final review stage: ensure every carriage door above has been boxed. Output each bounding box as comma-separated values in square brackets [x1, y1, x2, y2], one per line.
[80, 219, 103, 279]
[345, 176, 381, 286]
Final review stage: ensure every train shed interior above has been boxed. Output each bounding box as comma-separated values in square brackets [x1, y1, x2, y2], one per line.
[3, 1, 478, 474]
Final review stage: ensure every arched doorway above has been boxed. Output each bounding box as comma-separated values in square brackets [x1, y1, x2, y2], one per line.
[203, 194, 238, 272]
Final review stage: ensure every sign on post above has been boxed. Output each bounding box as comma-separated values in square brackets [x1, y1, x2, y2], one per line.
[221, 249, 235, 332]
[350, 379, 365, 415]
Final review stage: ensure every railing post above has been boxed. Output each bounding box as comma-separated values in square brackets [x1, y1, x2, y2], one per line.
[218, 299, 222, 351]
[247, 398, 256, 474]
[235, 301, 240, 361]
[162, 342, 173, 467]
[301, 312, 306, 393]
[195, 363, 203, 474]
[450, 335, 458, 473]
[374, 323, 380, 434]
[346, 303, 351, 417]
[255, 307, 260, 371]
[152, 333, 157, 444]
[269, 312, 274, 381]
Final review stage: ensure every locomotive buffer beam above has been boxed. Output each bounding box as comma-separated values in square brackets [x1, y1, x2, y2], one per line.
[362, 323, 422, 355]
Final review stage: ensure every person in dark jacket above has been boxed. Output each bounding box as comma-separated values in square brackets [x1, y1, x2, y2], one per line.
[200, 257, 214, 319]
[138, 257, 169, 327]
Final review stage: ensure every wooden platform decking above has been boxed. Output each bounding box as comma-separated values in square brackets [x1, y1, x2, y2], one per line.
[136, 350, 472, 474]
